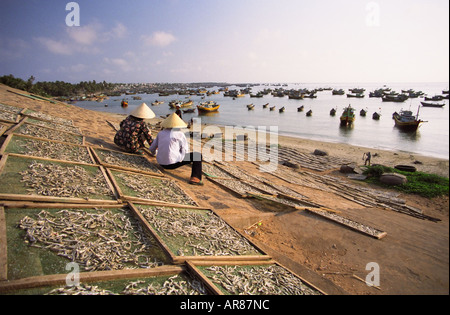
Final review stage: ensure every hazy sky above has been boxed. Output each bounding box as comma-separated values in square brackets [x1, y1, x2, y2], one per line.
[1, 0, 448, 83]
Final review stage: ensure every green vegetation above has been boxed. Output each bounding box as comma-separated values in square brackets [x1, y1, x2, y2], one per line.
[0, 74, 116, 97]
[363, 165, 449, 198]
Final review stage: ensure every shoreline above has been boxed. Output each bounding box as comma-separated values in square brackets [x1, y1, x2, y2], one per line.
[1, 83, 448, 178]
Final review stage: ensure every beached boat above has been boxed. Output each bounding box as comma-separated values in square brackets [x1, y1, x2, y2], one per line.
[340, 105, 355, 126]
[197, 102, 220, 113]
[421, 101, 445, 108]
[393, 108, 424, 131]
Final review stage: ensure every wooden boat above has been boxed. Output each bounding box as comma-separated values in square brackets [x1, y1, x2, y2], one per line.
[382, 94, 408, 102]
[330, 108, 336, 116]
[393, 108, 423, 131]
[347, 93, 364, 98]
[332, 89, 345, 95]
[360, 109, 367, 117]
[279, 107, 285, 113]
[121, 100, 128, 107]
[340, 105, 355, 126]
[349, 88, 365, 94]
[297, 106, 304, 112]
[372, 112, 381, 120]
[151, 100, 164, 106]
[306, 110, 312, 116]
[197, 102, 220, 112]
[183, 108, 196, 113]
[421, 101, 445, 108]
[169, 100, 193, 108]
[424, 95, 443, 101]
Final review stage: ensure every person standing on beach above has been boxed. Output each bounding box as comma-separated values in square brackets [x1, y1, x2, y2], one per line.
[363, 152, 372, 166]
[149, 113, 204, 185]
[114, 103, 155, 153]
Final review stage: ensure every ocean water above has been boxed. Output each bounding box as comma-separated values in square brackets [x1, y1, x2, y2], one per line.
[74, 82, 449, 160]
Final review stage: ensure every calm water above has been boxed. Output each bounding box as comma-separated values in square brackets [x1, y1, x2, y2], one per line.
[74, 82, 449, 160]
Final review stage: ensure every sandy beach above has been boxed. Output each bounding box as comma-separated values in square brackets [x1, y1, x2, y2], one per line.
[1, 83, 449, 295]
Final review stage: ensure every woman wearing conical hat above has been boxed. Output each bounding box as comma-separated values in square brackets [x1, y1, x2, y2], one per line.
[114, 103, 155, 153]
[149, 113, 203, 185]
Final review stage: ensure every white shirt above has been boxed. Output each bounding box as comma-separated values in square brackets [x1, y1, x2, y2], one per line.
[149, 129, 189, 165]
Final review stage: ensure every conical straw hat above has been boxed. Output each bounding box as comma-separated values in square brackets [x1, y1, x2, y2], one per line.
[161, 113, 188, 129]
[130, 103, 155, 119]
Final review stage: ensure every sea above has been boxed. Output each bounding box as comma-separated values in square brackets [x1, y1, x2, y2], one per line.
[73, 82, 449, 160]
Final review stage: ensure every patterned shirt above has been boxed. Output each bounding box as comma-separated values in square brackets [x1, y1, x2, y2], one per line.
[114, 116, 153, 153]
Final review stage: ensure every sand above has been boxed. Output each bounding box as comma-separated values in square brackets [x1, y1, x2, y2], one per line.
[1, 83, 449, 295]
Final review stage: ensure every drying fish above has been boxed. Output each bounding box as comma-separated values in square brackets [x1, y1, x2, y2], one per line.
[16, 124, 83, 144]
[139, 206, 261, 256]
[96, 149, 161, 173]
[13, 137, 92, 164]
[18, 208, 166, 272]
[116, 172, 196, 206]
[205, 265, 323, 295]
[19, 161, 113, 198]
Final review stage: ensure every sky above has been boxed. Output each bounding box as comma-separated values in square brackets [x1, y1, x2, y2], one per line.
[0, 0, 449, 84]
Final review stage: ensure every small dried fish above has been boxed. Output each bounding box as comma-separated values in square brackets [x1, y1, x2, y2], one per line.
[18, 208, 165, 272]
[205, 265, 323, 295]
[19, 161, 113, 198]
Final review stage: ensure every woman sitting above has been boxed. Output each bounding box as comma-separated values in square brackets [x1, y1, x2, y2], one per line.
[114, 103, 155, 153]
[149, 113, 203, 185]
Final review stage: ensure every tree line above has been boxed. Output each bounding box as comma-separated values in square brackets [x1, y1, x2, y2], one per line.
[0, 74, 117, 98]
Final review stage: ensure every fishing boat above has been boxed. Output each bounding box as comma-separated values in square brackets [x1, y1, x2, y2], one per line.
[393, 107, 424, 131]
[306, 110, 312, 117]
[332, 89, 345, 95]
[182, 108, 196, 113]
[262, 103, 269, 108]
[360, 109, 367, 117]
[247, 104, 255, 110]
[382, 94, 409, 102]
[151, 100, 164, 106]
[169, 100, 193, 108]
[424, 95, 443, 101]
[270, 106, 276, 111]
[372, 112, 381, 120]
[297, 106, 304, 112]
[197, 102, 220, 113]
[330, 108, 336, 116]
[347, 93, 364, 98]
[421, 101, 445, 108]
[279, 107, 285, 113]
[340, 105, 355, 126]
[121, 99, 128, 107]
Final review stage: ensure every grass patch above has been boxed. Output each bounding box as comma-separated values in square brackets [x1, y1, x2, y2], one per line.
[363, 165, 449, 198]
